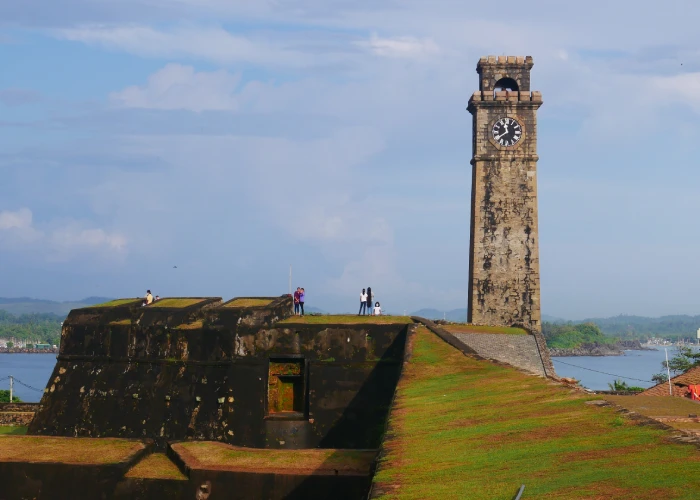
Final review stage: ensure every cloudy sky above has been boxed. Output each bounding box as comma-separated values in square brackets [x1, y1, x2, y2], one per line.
[1, 1, 699, 319]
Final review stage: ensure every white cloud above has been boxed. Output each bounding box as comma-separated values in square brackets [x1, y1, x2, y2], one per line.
[56, 24, 329, 67]
[651, 72, 700, 112]
[110, 63, 241, 111]
[0, 208, 127, 260]
[357, 35, 440, 59]
[0, 208, 33, 230]
[50, 226, 127, 253]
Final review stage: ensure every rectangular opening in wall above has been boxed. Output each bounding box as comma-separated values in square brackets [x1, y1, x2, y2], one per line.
[267, 359, 306, 419]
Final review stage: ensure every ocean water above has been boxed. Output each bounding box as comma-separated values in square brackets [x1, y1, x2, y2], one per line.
[552, 346, 700, 391]
[0, 353, 57, 402]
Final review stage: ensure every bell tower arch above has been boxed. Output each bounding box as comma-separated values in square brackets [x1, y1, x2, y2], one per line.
[467, 56, 543, 331]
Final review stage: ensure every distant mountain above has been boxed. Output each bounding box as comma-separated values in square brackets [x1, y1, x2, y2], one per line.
[0, 297, 114, 317]
[577, 314, 700, 338]
[542, 314, 569, 324]
[412, 308, 468, 322]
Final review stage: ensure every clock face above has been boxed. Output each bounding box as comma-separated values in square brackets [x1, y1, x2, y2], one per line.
[491, 117, 523, 147]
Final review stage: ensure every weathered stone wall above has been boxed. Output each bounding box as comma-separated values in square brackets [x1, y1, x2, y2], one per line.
[451, 333, 546, 377]
[477, 55, 534, 92]
[29, 298, 408, 451]
[467, 56, 543, 332]
[0, 402, 37, 426]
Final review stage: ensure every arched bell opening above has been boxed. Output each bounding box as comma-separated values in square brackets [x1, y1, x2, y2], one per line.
[493, 77, 519, 96]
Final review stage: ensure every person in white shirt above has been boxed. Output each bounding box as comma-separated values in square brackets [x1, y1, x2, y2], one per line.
[373, 302, 381, 316]
[358, 289, 368, 315]
[144, 290, 154, 306]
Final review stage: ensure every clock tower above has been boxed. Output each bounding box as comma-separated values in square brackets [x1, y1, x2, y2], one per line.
[467, 56, 543, 332]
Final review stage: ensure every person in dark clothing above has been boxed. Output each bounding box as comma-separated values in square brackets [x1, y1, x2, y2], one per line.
[366, 287, 372, 314]
[299, 288, 305, 316]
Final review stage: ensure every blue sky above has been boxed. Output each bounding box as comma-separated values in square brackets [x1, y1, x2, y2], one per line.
[1, 1, 700, 319]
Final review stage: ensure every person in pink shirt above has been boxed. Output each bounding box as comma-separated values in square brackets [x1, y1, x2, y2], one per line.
[293, 287, 301, 315]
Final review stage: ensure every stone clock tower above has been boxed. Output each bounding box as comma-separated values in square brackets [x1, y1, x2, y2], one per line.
[467, 55, 543, 332]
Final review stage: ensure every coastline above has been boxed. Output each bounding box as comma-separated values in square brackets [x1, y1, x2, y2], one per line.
[549, 340, 653, 357]
[0, 349, 58, 354]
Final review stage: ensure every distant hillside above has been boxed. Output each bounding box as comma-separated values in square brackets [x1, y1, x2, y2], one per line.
[0, 297, 113, 316]
[577, 314, 700, 339]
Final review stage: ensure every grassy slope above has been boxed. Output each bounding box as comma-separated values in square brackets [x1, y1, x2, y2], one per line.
[279, 315, 413, 325]
[373, 327, 700, 500]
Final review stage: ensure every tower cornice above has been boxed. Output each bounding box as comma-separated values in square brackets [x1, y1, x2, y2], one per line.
[467, 90, 543, 114]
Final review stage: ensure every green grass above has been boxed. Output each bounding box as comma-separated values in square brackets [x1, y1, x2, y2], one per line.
[223, 298, 275, 308]
[0, 436, 145, 464]
[125, 453, 187, 480]
[372, 327, 700, 500]
[148, 298, 206, 308]
[442, 324, 528, 335]
[279, 315, 414, 325]
[0, 426, 27, 435]
[89, 299, 140, 308]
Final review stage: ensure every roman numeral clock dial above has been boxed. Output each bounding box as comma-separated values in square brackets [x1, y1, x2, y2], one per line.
[491, 117, 523, 147]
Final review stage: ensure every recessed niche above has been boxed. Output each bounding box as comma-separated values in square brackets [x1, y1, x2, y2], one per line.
[267, 359, 306, 419]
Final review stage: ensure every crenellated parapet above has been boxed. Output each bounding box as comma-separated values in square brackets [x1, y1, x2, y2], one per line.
[468, 90, 542, 103]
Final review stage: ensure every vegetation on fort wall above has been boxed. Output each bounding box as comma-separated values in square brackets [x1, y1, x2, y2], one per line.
[542, 321, 617, 349]
[373, 327, 700, 499]
[0, 310, 61, 346]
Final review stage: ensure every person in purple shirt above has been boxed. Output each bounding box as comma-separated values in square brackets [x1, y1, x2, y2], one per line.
[299, 288, 305, 316]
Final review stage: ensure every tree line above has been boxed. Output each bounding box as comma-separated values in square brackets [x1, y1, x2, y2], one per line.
[542, 322, 617, 349]
[0, 310, 62, 346]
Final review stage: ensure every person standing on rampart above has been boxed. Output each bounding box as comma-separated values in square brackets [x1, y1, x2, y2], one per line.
[299, 288, 305, 316]
[359, 288, 368, 315]
[293, 287, 301, 315]
[366, 287, 373, 314]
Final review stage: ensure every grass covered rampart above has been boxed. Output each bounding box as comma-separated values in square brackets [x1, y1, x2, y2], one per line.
[372, 327, 700, 499]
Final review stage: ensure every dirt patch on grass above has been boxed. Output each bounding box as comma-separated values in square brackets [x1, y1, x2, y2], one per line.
[560, 444, 651, 463]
